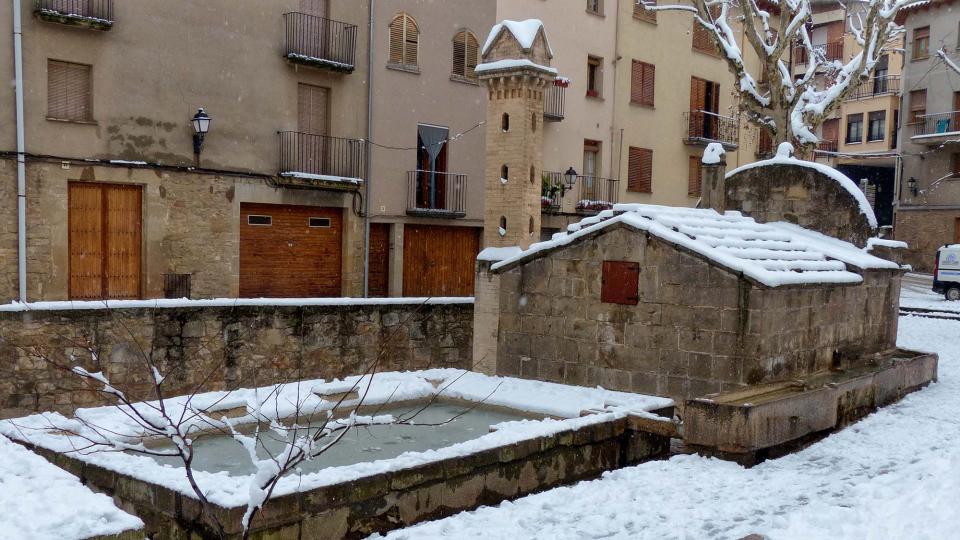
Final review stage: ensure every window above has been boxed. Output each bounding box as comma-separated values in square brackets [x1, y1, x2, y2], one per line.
[688, 156, 702, 197]
[912, 26, 930, 60]
[583, 140, 601, 178]
[48, 60, 92, 122]
[586, 0, 603, 15]
[248, 215, 272, 226]
[501, 113, 510, 132]
[692, 6, 720, 55]
[587, 56, 603, 98]
[634, 0, 657, 23]
[909, 89, 927, 124]
[627, 147, 653, 193]
[952, 154, 960, 179]
[452, 30, 479, 82]
[601, 261, 640, 305]
[388, 13, 419, 69]
[867, 111, 886, 142]
[308, 217, 331, 228]
[630, 60, 655, 107]
[414, 124, 449, 210]
[846, 113, 864, 143]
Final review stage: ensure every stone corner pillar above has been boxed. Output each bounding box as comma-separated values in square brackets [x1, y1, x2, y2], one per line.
[471, 260, 501, 375]
[700, 143, 727, 214]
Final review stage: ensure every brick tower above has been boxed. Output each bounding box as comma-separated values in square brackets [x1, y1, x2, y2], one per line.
[477, 20, 555, 250]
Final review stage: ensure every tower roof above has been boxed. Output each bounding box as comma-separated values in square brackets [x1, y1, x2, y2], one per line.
[481, 19, 553, 58]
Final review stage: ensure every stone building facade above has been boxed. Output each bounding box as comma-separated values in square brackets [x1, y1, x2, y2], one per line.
[485, 217, 901, 402]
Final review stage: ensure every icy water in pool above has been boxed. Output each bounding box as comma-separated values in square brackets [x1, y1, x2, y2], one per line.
[147, 402, 532, 476]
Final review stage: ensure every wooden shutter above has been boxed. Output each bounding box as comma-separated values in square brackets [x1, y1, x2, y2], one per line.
[692, 6, 719, 54]
[48, 60, 91, 121]
[634, 0, 657, 23]
[404, 14, 419, 66]
[601, 261, 640, 305]
[631, 61, 655, 106]
[627, 147, 652, 193]
[688, 156, 702, 197]
[297, 84, 329, 135]
[690, 77, 707, 111]
[913, 26, 930, 58]
[389, 16, 404, 64]
[910, 89, 926, 123]
[452, 30, 479, 80]
[822, 118, 839, 142]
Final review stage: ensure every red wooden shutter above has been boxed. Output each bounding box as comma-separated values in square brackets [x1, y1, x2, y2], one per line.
[634, 0, 657, 23]
[601, 261, 640, 305]
[627, 147, 652, 193]
[631, 61, 655, 106]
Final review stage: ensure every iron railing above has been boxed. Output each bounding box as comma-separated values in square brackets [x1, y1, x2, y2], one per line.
[817, 139, 838, 152]
[283, 12, 357, 72]
[910, 112, 960, 137]
[794, 41, 844, 64]
[577, 175, 619, 213]
[541, 171, 566, 212]
[544, 84, 566, 122]
[278, 132, 365, 180]
[406, 171, 467, 218]
[847, 75, 900, 100]
[163, 274, 192, 300]
[35, 0, 113, 26]
[685, 110, 739, 147]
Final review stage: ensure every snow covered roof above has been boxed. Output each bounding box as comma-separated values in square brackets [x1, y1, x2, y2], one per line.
[725, 153, 879, 229]
[489, 204, 900, 287]
[474, 58, 558, 76]
[481, 19, 553, 58]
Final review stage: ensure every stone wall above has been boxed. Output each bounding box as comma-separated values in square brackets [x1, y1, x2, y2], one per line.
[0, 302, 473, 418]
[493, 225, 900, 401]
[894, 208, 960, 273]
[726, 163, 875, 247]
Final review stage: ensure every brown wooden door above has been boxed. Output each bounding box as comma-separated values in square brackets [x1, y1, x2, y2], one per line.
[69, 182, 142, 300]
[367, 223, 390, 297]
[240, 203, 342, 298]
[298, 84, 330, 175]
[402, 225, 480, 297]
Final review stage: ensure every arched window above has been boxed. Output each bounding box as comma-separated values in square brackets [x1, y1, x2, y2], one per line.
[452, 29, 480, 81]
[389, 13, 419, 68]
[501, 164, 509, 182]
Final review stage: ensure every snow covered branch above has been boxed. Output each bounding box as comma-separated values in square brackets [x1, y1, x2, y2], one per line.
[637, 0, 927, 148]
[938, 47, 960, 77]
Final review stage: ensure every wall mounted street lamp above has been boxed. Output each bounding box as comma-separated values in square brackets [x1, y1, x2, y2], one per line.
[564, 166, 578, 188]
[191, 108, 211, 164]
[907, 176, 918, 197]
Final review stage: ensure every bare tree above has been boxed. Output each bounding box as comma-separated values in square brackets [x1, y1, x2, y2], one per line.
[7, 302, 486, 539]
[641, 0, 926, 149]
[937, 47, 960, 77]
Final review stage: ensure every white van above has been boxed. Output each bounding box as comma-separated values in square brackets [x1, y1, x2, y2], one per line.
[934, 245, 960, 301]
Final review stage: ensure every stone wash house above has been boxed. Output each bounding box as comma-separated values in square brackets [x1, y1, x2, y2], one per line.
[480, 203, 902, 400]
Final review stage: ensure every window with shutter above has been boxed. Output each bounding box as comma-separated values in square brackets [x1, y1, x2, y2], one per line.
[909, 89, 926, 124]
[692, 7, 720, 55]
[601, 261, 640, 305]
[630, 60, 655, 106]
[688, 156, 702, 197]
[389, 13, 419, 69]
[452, 30, 479, 82]
[627, 147, 653, 193]
[634, 0, 657, 23]
[48, 60, 92, 122]
[912, 26, 930, 60]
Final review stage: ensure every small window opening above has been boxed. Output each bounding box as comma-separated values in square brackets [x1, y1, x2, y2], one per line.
[501, 164, 509, 181]
[501, 113, 510, 131]
[531, 112, 537, 132]
[529, 165, 536, 184]
[499, 216, 507, 236]
[248, 215, 272, 226]
[529, 215, 535, 234]
[309, 217, 331, 228]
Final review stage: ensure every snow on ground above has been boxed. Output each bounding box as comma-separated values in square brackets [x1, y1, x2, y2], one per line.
[901, 273, 960, 313]
[0, 434, 143, 540]
[377, 315, 960, 540]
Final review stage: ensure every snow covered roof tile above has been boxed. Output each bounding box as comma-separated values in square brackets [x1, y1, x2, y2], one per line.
[481, 19, 553, 58]
[489, 204, 900, 287]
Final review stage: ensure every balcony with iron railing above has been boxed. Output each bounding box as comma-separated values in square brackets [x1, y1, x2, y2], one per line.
[847, 75, 900, 100]
[817, 139, 838, 153]
[909, 111, 960, 145]
[684, 110, 739, 149]
[277, 131, 365, 189]
[793, 41, 844, 65]
[283, 12, 357, 73]
[544, 82, 566, 122]
[34, 0, 113, 30]
[541, 171, 566, 212]
[576, 175, 619, 214]
[406, 171, 467, 218]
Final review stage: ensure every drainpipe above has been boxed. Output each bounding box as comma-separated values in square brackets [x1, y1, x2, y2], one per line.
[362, 0, 374, 298]
[13, 0, 27, 302]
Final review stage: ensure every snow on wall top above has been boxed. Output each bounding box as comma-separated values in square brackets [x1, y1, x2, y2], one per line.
[474, 58, 558, 75]
[0, 297, 474, 313]
[725, 151, 879, 229]
[489, 204, 900, 287]
[481, 19, 553, 58]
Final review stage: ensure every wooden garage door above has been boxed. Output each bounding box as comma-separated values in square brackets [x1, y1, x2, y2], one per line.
[403, 225, 480, 297]
[240, 203, 342, 298]
[367, 223, 390, 297]
[69, 182, 142, 300]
